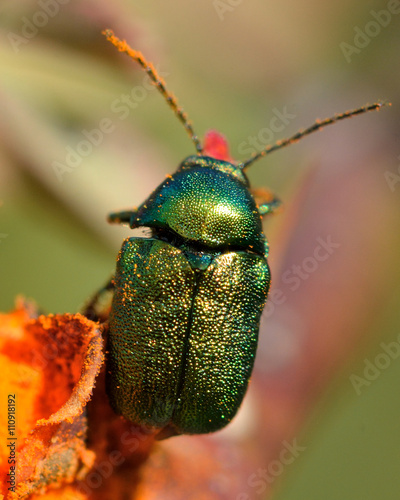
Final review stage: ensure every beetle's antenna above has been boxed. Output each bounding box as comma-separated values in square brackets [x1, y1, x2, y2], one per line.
[103, 29, 203, 154]
[238, 101, 390, 171]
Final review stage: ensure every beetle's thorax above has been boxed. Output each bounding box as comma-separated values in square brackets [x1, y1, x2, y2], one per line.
[131, 155, 267, 261]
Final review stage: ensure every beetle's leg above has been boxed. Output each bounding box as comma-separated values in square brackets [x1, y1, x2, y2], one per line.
[82, 278, 115, 322]
[108, 209, 138, 225]
[259, 197, 282, 216]
[251, 188, 282, 216]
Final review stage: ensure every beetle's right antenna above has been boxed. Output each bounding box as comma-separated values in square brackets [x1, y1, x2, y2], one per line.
[103, 29, 203, 154]
[238, 101, 390, 171]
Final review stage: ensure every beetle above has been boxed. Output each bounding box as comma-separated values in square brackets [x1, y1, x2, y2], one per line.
[86, 30, 385, 440]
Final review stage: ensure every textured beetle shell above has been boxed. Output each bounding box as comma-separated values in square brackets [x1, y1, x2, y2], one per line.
[107, 238, 270, 435]
[133, 161, 266, 255]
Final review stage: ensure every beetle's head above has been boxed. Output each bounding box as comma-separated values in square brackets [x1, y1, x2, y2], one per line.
[177, 130, 250, 186]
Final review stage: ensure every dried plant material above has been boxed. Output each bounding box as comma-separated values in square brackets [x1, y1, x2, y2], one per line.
[0, 301, 104, 499]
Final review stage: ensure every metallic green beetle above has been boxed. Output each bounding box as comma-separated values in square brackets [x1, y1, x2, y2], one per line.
[106, 151, 275, 438]
[91, 30, 384, 439]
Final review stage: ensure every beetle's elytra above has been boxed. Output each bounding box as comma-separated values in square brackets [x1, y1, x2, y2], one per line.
[87, 30, 386, 439]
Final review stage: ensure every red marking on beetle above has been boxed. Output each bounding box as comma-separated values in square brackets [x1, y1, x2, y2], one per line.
[203, 130, 233, 162]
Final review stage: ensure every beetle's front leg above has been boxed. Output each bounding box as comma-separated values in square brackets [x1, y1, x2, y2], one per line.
[83, 278, 115, 322]
[108, 209, 139, 225]
[251, 188, 281, 216]
[258, 197, 281, 216]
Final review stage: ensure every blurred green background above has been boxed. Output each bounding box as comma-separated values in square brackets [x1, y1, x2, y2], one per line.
[0, 1, 399, 499]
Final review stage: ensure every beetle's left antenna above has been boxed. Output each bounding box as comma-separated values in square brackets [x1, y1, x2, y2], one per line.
[103, 29, 203, 154]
